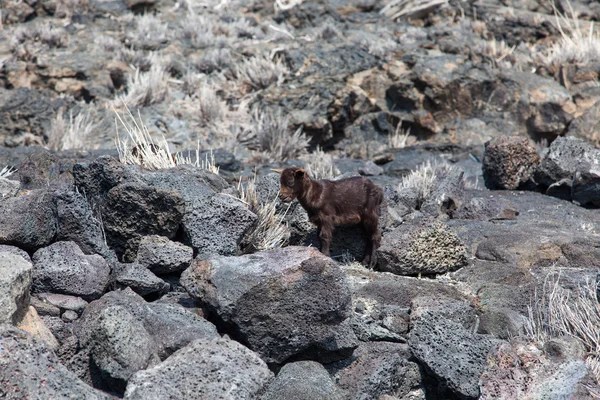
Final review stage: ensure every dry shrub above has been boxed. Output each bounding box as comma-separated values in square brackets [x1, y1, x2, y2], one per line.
[236, 55, 288, 90]
[388, 122, 412, 149]
[129, 14, 170, 49]
[303, 147, 340, 180]
[47, 109, 98, 151]
[380, 0, 448, 21]
[237, 175, 290, 253]
[246, 108, 309, 162]
[399, 159, 456, 204]
[0, 166, 16, 178]
[120, 64, 170, 107]
[524, 271, 600, 383]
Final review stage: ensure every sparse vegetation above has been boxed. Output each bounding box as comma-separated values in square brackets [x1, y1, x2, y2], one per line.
[246, 108, 309, 162]
[0, 166, 16, 178]
[303, 147, 340, 180]
[388, 122, 412, 149]
[380, 0, 448, 21]
[120, 64, 171, 107]
[399, 160, 460, 208]
[237, 175, 290, 253]
[11, 22, 69, 48]
[47, 109, 98, 151]
[236, 55, 288, 90]
[524, 271, 600, 382]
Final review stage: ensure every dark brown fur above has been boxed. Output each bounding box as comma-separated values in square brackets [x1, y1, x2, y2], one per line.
[277, 167, 384, 269]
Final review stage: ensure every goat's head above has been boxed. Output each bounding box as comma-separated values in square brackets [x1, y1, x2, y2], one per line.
[274, 167, 308, 203]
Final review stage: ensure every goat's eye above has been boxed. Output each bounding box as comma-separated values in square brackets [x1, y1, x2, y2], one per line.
[287, 182, 294, 188]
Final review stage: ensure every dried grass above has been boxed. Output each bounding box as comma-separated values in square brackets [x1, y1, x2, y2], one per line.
[47, 109, 98, 151]
[246, 108, 309, 162]
[388, 122, 411, 149]
[236, 55, 288, 90]
[399, 159, 456, 205]
[120, 64, 170, 107]
[129, 14, 170, 49]
[543, 0, 600, 66]
[524, 271, 600, 382]
[180, 15, 216, 49]
[0, 166, 16, 178]
[11, 23, 69, 49]
[303, 147, 340, 180]
[238, 174, 290, 253]
[380, 0, 448, 21]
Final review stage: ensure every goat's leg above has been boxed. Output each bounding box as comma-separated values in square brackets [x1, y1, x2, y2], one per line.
[368, 228, 382, 270]
[318, 223, 333, 257]
[361, 222, 373, 267]
[362, 215, 381, 270]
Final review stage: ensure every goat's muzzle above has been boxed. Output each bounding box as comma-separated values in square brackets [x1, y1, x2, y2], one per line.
[278, 192, 294, 203]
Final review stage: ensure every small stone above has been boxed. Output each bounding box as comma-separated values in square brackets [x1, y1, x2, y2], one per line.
[62, 310, 79, 322]
[37, 293, 88, 313]
[358, 161, 384, 176]
[136, 235, 193, 275]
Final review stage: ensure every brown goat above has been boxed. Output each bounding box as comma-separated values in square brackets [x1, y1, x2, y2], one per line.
[275, 167, 384, 269]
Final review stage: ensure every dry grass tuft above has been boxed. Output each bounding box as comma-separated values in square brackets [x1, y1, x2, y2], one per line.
[237, 175, 290, 253]
[381, 0, 448, 21]
[0, 166, 16, 178]
[303, 147, 340, 180]
[47, 109, 98, 151]
[388, 122, 412, 149]
[120, 64, 170, 107]
[129, 14, 170, 49]
[543, 0, 600, 66]
[246, 108, 309, 162]
[236, 55, 288, 90]
[399, 159, 456, 203]
[524, 271, 600, 382]
[180, 15, 216, 49]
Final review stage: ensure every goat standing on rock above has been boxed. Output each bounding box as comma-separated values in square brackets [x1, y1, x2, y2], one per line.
[274, 167, 384, 269]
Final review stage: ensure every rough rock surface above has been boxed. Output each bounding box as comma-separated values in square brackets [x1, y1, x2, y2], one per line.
[377, 220, 468, 275]
[182, 246, 358, 365]
[135, 235, 193, 275]
[262, 361, 346, 400]
[0, 324, 112, 400]
[482, 136, 540, 190]
[32, 241, 110, 301]
[113, 262, 170, 297]
[124, 338, 273, 400]
[0, 252, 32, 325]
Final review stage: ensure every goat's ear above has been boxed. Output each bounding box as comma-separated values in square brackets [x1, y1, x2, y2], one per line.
[270, 168, 283, 174]
[294, 168, 305, 179]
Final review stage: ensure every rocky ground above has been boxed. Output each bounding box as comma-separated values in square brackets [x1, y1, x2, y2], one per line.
[2, 0, 600, 399]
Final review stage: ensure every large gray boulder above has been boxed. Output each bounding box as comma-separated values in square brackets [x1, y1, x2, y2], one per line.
[261, 361, 346, 400]
[135, 235, 193, 275]
[0, 324, 113, 400]
[182, 246, 358, 365]
[482, 136, 541, 190]
[0, 252, 32, 325]
[408, 296, 503, 400]
[0, 190, 58, 252]
[124, 338, 273, 400]
[113, 262, 170, 298]
[377, 220, 468, 275]
[75, 288, 218, 393]
[32, 241, 110, 301]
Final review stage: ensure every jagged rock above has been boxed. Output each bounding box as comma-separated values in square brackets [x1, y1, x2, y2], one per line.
[113, 262, 170, 297]
[16, 306, 59, 350]
[18, 149, 74, 189]
[534, 136, 600, 191]
[37, 293, 88, 313]
[0, 244, 30, 262]
[262, 361, 346, 400]
[181, 247, 358, 365]
[479, 341, 598, 399]
[335, 342, 422, 400]
[124, 338, 273, 400]
[0, 324, 112, 400]
[377, 220, 468, 275]
[477, 307, 526, 340]
[0, 252, 32, 325]
[135, 235, 193, 275]
[544, 336, 587, 362]
[572, 163, 600, 207]
[62, 310, 79, 322]
[568, 99, 600, 146]
[75, 288, 218, 392]
[103, 182, 185, 259]
[482, 136, 540, 190]
[409, 296, 503, 400]
[72, 156, 134, 205]
[181, 192, 257, 259]
[32, 241, 110, 301]
[449, 191, 519, 221]
[31, 296, 61, 316]
[0, 190, 58, 252]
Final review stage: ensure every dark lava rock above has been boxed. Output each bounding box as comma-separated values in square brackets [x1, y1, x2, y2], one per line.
[103, 182, 185, 259]
[37, 292, 88, 313]
[572, 163, 600, 207]
[32, 241, 110, 301]
[75, 288, 218, 392]
[449, 191, 520, 221]
[0, 252, 32, 325]
[181, 246, 358, 365]
[482, 136, 540, 190]
[261, 361, 346, 400]
[335, 342, 423, 400]
[135, 235, 193, 275]
[113, 262, 170, 297]
[408, 296, 503, 400]
[18, 148, 74, 189]
[377, 220, 468, 276]
[0, 177, 19, 199]
[0, 190, 58, 252]
[124, 338, 272, 400]
[0, 324, 112, 400]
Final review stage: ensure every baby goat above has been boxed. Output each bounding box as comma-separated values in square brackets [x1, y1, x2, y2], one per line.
[274, 167, 384, 269]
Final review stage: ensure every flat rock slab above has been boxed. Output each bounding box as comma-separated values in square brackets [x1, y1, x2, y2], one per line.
[124, 338, 272, 400]
[182, 246, 358, 365]
[37, 293, 88, 313]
